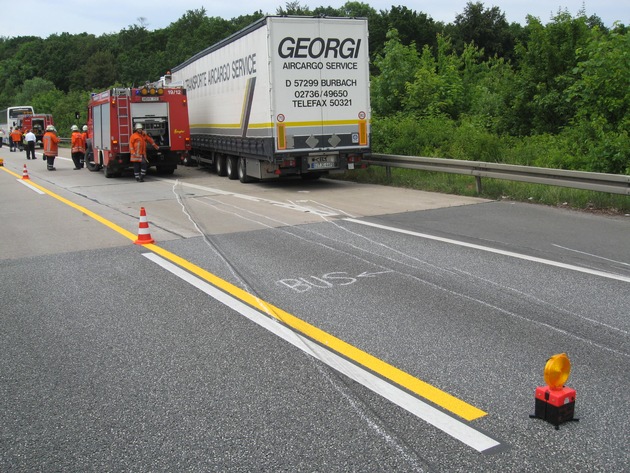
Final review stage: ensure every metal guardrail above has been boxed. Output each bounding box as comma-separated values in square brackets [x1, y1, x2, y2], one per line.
[364, 153, 630, 196]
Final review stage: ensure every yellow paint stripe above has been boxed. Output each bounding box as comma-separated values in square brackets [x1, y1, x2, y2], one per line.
[2, 166, 487, 421]
[2, 166, 136, 240]
[191, 119, 370, 129]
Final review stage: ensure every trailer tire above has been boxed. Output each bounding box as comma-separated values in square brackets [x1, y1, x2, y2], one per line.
[156, 166, 175, 175]
[227, 156, 238, 180]
[301, 173, 322, 181]
[238, 157, 254, 183]
[216, 155, 227, 176]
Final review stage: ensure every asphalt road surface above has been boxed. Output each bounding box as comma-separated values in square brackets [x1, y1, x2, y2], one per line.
[1, 146, 629, 472]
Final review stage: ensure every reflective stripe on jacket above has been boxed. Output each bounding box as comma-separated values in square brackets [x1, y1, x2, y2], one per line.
[129, 131, 156, 163]
[71, 131, 85, 153]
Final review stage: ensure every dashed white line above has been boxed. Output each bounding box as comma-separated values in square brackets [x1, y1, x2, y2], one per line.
[345, 218, 630, 283]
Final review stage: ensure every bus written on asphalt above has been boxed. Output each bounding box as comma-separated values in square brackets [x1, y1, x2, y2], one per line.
[171, 15, 371, 183]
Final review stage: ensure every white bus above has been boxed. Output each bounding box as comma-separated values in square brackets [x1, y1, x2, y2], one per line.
[0, 106, 34, 145]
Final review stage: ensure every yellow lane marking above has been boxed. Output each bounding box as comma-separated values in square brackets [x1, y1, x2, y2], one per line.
[2, 166, 487, 421]
[2, 166, 136, 240]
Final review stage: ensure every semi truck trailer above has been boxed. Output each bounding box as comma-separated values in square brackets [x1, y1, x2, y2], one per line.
[171, 15, 371, 182]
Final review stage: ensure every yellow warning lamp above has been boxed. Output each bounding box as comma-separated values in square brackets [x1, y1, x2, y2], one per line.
[543, 353, 571, 390]
[530, 352, 578, 429]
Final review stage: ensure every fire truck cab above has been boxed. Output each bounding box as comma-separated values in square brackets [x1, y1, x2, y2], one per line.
[17, 113, 54, 148]
[87, 80, 191, 178]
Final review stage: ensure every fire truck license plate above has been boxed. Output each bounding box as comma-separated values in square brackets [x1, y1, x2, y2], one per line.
[308, 155, 337, 169]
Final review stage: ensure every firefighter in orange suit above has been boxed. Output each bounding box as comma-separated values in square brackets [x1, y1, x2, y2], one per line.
[129, 122, 158, 182]
[70, 125, 85, 169]
[82, 125, 92, 166]
[42, 125, 60, 171]
[10, 127, 23, 152]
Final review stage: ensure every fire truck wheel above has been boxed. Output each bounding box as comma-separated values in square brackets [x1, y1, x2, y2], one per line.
[227, 156, 238, 180]
[86, 161, 101, 172]
[216, 155, 227, 176]
[104, 165, 117, 178]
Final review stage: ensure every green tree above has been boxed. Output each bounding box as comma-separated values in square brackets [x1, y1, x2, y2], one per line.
[448, 1, 515, 60]
[563, 28, 630, 173]
[277, 1, 311, 15]
[13, 77, 57, 105]
[404, 35, 464, 119]
[370, 5, 438, 59]
[30, 88, 64, 115]
[567, 28, 629, 133]
[508, 11, 593, 135]
[371, 29, 421, 116]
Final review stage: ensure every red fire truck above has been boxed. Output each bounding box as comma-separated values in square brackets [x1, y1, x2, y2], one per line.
[87, 78, 191, 178]
[17, 113, 54, 148]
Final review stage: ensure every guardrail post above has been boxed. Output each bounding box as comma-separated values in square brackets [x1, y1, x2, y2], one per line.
[475, 176, 482, 194]
[385, 166, 391, 179]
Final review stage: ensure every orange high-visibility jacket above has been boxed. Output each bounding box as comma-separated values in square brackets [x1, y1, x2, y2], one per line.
[10, 129, 23, 142]
[71, 131, 85, 153]
[129, 131, 156, 163]
[42, 131, 60, 156]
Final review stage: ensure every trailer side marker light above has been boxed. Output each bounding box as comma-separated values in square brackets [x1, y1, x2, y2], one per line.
[277, 123, 286, 150]
[358, 119, 367, 146]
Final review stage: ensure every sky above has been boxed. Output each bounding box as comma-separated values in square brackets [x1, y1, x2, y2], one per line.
[1, 1, 626, 40]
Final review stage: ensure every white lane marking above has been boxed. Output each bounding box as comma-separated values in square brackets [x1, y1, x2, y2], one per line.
[143, 252, 502, 453]
[345, 218, 630, 284]
[552, 244, 630, 268]
[17, 179, 45, 194]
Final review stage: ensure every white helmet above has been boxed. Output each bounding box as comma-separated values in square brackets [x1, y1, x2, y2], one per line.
[82, 125, 88, 131]
[71, 125, 79, 131]
[46, 125, 55, 131]
[135, 123, 144, 130]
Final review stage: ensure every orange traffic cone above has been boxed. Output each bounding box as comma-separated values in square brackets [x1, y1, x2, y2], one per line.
[22, 164, 30, 180]
[134, 207, 155, 245]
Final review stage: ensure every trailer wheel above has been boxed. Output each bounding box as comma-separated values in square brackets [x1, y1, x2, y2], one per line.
[216, 155, 227, 176]
[156, 166, 175, 175]
[238, 157, 254, 183]
[227, 156, 239, 180]
[301, 173, 322, 181]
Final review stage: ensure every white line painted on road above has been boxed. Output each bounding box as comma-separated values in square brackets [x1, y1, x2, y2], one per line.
[552, 244, 630, 268]
[143, 252, 502, 453]
[345, 218, 630, 284]
[17, 179, 45, 194]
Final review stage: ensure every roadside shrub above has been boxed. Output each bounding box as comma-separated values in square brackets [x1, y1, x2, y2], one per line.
[444, 118, 505, 162]
[371, 114, 456, 156]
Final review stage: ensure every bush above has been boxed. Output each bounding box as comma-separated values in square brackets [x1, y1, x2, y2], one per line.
[372, 114, 456, 156]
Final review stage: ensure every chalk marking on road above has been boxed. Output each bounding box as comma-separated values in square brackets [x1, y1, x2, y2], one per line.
[161, 179, 339, 217]
[143, 251, 501, 453]
[17, 179, 45, 194]
[345, 218, 630, 284]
